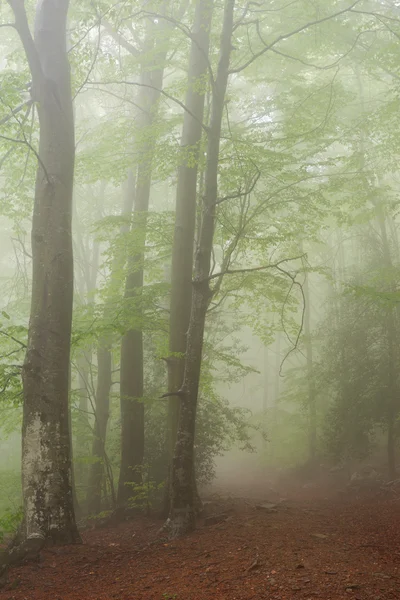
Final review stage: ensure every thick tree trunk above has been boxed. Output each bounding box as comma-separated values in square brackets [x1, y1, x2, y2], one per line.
[87, 345, 112, 515]
[117, 25, 168, 510]
[167, 0, 235, 538]
[8, 0, 80, 546]
[163, 0, 213, 517]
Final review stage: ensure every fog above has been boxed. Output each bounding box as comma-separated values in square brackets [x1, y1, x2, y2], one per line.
[1, 2, 400, 595]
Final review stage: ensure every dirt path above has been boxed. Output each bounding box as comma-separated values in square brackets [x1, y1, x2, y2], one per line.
[1, 488, 400, 600]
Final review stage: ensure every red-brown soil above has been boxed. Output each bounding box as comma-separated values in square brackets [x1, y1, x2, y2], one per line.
[1, 483, 400, 600]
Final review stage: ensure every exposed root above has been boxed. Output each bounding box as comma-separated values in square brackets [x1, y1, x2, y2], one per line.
[0, 533, 45, 589]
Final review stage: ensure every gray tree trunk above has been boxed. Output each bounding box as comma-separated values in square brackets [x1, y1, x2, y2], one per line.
[164, 0, 213, 517]
[167, 0, 235, 538]
[8, 0, 80, 547]
[87, 345, 113, 515]
[303, 271, 317, 463]
[87, 175, 135, 514]
[117, 20, 169, 510]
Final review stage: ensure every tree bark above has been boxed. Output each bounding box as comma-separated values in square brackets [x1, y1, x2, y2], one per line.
[8, 0, 80, 546]
[164, 0, 213, 517]
[87, 345, 113, 515]
[376, 206, 397, 479]
[303, 271, 317, 463]
[75, 352, 91, 491]
[166, 0, 235, 538]
[117, 21, 169, 510]
[86, 174, 135, 513]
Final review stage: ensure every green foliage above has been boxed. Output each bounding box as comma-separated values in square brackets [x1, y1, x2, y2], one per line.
[2, 0, 400, 520]
[125, 465, 165, 513]
[0, 506, 23, 542]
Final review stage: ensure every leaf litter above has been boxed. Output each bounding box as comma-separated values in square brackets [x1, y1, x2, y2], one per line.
[1, 486, 400, 600]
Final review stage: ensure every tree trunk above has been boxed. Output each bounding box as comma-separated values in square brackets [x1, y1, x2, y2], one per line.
[8, 0, 80, 546]
[87, 345, 112, 515]
[303, 271, 317, 463]
[269, 332, 281, 460]
[75, 352, 91, 491]
[356, 71, 398, 479]
[167, 0, 235, 538]
[117, 24, 168, 510]
[164, 0, 213, 517]
[376, 206, 397, 480]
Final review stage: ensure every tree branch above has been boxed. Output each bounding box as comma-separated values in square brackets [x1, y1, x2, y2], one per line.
[7, 0, 44, 93]
[86, 80, 210, 133]
[229, 0, 361, 74]
[73, 23, 102, 101]
[102, 20, 140, 56]
[277, 264, 306, 374]
[215, 166, 261, 205]
[268, 28, 375, 71]
[129, 10, 216, 85]
[0, 330, 27, 349]
[0, 99, 33, 127]
[160, 390, 186, 399]
[207, 254, 305, 282]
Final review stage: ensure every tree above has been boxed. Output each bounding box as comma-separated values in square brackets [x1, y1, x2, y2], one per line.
[166, 0, 235, 538]
[117, 8, 177, 511]
[164, 0, 213, 516]
[303, 269, 317, 463]
[5, 0, 80, 557]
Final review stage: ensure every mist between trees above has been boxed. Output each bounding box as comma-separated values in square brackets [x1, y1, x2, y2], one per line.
[0, 0, 399, 570]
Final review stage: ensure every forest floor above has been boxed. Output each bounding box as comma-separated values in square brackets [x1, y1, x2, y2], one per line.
[1, 475, 400, 600]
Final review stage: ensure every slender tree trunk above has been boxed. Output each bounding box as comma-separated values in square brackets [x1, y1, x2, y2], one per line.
[118, 24, 169, 510]
[73, 186, 104, 503]
[164, 0, 213, 517]
[87, 345, 112, 514]
[376, 206, 397, 479]
[87, 175, 135, 514]
[268, 332, 281, 460]
[167, 0, 235, 538]
[75, 352, 91, 489]
[8, 0, 80, 547]
[303, 271, 317, 463]
[262, 345, 269, 450]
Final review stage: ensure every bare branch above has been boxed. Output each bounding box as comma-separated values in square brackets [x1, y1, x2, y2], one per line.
[86, 80, 210, 133]
[207, 254, 305, 282]
[73, 23, 102, 101]
[102, 20, 140, 56]
[0, 99, 33, 126]
[277, 265, 306, 373]
[0, 330, 27, 349]
[0, 373, 21, 396]
[12, 236, 32, 259]
[215, 166, 261, 205]
[160, 390, 186, 399]
[349, 8, 400, 24]
[268, 29, 376, 70]
[79, 86, 149, 113]
[229, 1, 361, 74]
